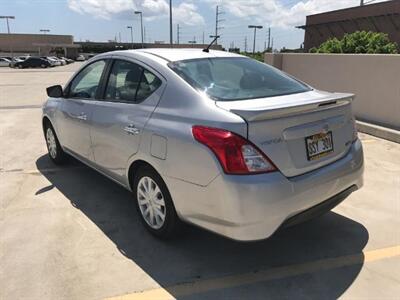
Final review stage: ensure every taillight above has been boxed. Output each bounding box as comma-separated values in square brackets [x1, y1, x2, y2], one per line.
[351, 117, 358, 142]
[192, 126, 277, 175]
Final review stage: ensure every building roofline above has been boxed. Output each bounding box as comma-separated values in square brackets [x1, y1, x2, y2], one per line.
[296, 12, 399, 29]
[296, 0, 400, 29]
[305, 0, 398, 19]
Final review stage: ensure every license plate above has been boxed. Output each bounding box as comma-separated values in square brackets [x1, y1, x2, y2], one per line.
[305, 131, 334, 161]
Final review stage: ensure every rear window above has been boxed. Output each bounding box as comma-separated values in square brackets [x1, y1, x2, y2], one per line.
[168, 57, 311, 101]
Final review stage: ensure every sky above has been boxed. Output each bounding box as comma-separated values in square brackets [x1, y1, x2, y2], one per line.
[0, 0, 388, 51]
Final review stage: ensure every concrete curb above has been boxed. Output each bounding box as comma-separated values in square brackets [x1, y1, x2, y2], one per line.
[356, 121, 400, 144]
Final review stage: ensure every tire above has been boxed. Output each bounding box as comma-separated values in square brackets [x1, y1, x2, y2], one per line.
[18, 65, 23, 69]
[41, 64, 47, 68]
[133, 165, 181, 239]
[44, 123, 67, 164]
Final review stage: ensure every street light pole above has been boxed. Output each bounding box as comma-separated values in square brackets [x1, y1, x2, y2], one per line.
[248, 25, 263, 54]
[0, 16, 15, 34]
[135, 11, 144, 48]
[169, 0, 173, 46]
[1, 16, 15, 60]
[127, 26, 133, 49]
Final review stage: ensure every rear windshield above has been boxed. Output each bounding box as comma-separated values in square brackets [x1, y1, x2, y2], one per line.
[168, 57, 311, 101]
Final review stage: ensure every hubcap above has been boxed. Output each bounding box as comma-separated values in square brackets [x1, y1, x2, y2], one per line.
[137, 176, 166, 229]
[46, 128, 57, 159]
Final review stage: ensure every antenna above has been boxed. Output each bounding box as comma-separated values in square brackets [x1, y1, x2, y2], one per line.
[203, 35, 220, 52]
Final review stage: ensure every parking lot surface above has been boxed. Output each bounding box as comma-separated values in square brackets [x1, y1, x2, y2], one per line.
[1, 64, 399, 300]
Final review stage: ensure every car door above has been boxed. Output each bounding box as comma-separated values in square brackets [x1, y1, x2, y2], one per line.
[32, 58, 41, 67]
[57, 59, 108, 161]
[89, 58, 164, 182]
[21, 58, 30, 67]
[0, 58, 8, 66]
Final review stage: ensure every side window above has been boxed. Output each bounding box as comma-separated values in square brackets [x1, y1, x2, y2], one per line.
[105, 59, 162, 103]
[69, 60, 106, 99]
[136, 70, 162, 101]
[105, 60, 143, 102]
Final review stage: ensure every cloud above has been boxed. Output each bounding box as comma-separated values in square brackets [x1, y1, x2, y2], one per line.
[205, 0, 389, 27]
[67, 0, 204, 26]
[174, 3, 205, 26]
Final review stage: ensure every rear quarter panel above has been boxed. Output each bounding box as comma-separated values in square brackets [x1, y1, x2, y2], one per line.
[132, 72, 247, 187]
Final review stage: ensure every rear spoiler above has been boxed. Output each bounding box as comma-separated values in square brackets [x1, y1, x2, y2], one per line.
[217, 92, 354, 121]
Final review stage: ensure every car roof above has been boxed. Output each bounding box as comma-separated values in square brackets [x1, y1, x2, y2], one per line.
[123, 48, 244, 62]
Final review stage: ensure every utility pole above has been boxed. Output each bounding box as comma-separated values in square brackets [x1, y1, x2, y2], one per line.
[210, 5, 224, 45]
[244, 36, 248, 53]
[169, 0, 173, 46]
[119, 32, 121, 43]
[271, 37, 274, 52]
[267, 27, 271, 51]
[135, 11, 144, 48]
[40, 29, 50, 34]
[176, 24, 180, 44]
[360, 0, 364, 5]
[127, 26, 133, 49]
[202, 31, 205, 44]
[0, 16, 15, 34]
[248, 25, 263, 54]
[144, 26, 146, 43]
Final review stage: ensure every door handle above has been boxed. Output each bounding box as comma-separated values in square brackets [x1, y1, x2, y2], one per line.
[71, 112, 87, 121]
[124, 124, 140, 135]
[77, 113, 87, 121]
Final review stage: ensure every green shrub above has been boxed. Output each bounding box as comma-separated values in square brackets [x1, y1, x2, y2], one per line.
[241, 52, 264, 62]
[310, 31, 398, 54]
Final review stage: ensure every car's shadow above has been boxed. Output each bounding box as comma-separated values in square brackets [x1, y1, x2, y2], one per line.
[36, 155, 369, 299]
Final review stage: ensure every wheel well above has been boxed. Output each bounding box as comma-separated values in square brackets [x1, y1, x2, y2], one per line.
[42, 117, 51, 134]
[128, 160, 158, 191]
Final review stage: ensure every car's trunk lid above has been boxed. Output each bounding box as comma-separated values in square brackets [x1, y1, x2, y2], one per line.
[216, 90, 356, 177]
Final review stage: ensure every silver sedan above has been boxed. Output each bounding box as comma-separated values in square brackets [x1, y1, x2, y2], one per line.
[42, 49, 363, 241]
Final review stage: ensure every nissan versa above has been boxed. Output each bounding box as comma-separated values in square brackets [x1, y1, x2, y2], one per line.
[42, 49, 363, 241]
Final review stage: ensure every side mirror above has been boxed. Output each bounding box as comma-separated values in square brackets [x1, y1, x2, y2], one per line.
[46, 85, 64, 98]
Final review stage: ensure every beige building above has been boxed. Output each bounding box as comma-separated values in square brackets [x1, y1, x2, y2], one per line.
[0, 33, 81, 58]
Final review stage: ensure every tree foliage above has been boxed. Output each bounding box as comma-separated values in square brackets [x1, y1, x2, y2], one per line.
[309, 31, 398, 54]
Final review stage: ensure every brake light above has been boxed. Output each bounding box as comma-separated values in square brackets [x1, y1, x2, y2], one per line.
[351, 117, 358, 142]
[192, 126, 277, 174]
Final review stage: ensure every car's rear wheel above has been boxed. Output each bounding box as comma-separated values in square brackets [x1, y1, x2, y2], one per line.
[18, 65, 23, 69]
[41, 64, 47, 68]
[45, 123, 67, 164]
[133, 165, 181, 239]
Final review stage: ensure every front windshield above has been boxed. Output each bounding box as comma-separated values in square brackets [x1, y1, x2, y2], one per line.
[168, 57, 311, 101]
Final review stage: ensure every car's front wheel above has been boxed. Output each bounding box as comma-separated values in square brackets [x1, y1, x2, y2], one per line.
[133, 166, 181, 239]
[45, 124, 67, 164]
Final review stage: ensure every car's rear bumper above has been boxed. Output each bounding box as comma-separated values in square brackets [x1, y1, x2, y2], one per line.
[165, 139, 364, 241]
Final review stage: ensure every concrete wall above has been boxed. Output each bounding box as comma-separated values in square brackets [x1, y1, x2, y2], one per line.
[265, 53, 400, 130]
[0, 33, 73, 53]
